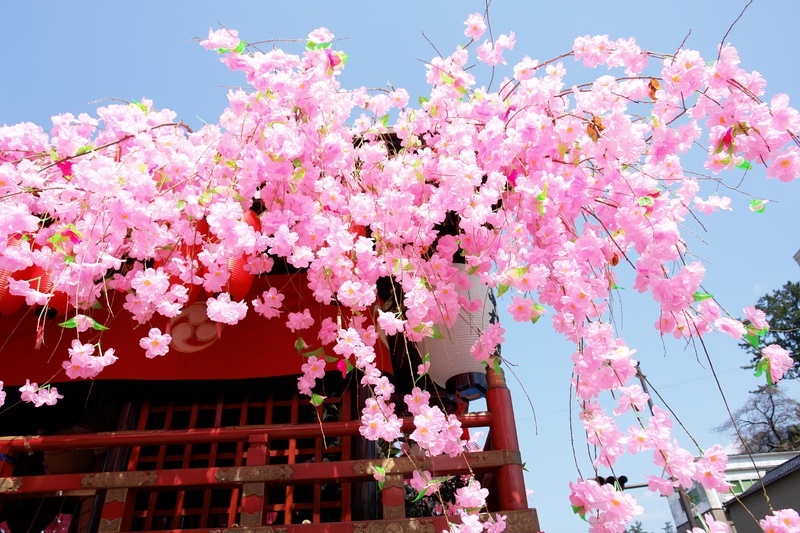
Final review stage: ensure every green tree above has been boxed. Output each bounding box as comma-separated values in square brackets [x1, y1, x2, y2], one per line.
[662, 522, 675, 533]
[624, 521, 650, 533]
[716, 385, 800, 453]
[740, 281, 800, 379]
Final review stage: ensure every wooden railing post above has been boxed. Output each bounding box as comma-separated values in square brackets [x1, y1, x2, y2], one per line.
[486, 358, 527, 511]
[240, 433, 269, 527]
[98, 488, 135, 533]
[381, 473, 406, 519]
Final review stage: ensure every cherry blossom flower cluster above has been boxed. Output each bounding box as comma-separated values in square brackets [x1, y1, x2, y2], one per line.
[0, 10, 798, 530]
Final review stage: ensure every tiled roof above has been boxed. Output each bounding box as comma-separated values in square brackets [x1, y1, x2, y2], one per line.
[732, 452, 800, 501]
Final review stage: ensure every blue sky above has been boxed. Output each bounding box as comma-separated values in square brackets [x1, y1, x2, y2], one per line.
[3, 1, 799, 531]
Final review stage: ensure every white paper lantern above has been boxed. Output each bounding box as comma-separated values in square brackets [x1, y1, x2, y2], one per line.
[417, 265, 496, 395]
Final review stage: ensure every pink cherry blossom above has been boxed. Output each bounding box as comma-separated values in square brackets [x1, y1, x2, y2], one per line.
[714, 317, 746, 339]
[760, 508, 800, 533]
[744, 305, 769, 330]
[200, 28, 240, 51]
[206, 293, 248, 325]
[19, 379, 39, 404]
[463, 13, 486, 40]
[455, 479, 489, 511]
[301, 356, 326, 380]
[693, 194, 732, 215]
[761, 344, 794, 383]
[33, 386, 64, 407]
[251, 287, 284, 319]
[286, 308, 314, 332]
[139, 328, 173, 359]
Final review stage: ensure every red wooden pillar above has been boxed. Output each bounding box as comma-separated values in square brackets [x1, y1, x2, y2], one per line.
[486, 358, 527, 511]
[240, 433, 268, 527]
[98, 488, 135, 533]
[381, 473, 406, 519]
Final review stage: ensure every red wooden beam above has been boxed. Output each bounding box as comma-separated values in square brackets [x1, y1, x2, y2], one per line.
[0, 449, 520, 497]
[0, 412, 492, 453]
[90, 508, 540, 533]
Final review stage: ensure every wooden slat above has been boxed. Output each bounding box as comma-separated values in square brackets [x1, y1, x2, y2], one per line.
[171, 397, 200, 529]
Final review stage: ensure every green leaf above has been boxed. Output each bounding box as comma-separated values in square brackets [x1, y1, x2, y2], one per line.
[412, 487, 428, 502]
[131, 100, 148, 113]
[693, 292, 714, 302]
[467, 265, 479, 275]
[225, 159, 238, 169]
[176, 199, 187, 210]
[418, 96, 430, 106]
[531, 303, 545, 324]
[50, 147, 58, 161]
[496, 283, 510, 298]
[411, 323, 427, 334]
[572, 505, 588, 522]
[754, 358, 767, 377]
[380, 114, 390, 128]
[75, 145, 94, 156]
[325, 355, 339, 363]
[217, 47, 231, 54]
[234, 40, 247, 53]
[295, 336, 308, 354]
[440, 72, 456, 85]
[372, 465, 386, 490]
[755, 358, 774, 385]
[736, 160, 753, 170]
[91, 320, 109, 331]
[508, 266, 528, 279]
[749, 199, 767, 213]
[492, 357, 503, 376]
[744, 332, 761, 349]
[302, 346, 325, 359]
[310, 393, 326, 406]
[430, 326, 443, 339]
[58, 318, 78, 329]
[637, 196, 654, 207]
[63, 255, 76, 264]
[306, 40, 317, 50]
[537, 183, 549, 202]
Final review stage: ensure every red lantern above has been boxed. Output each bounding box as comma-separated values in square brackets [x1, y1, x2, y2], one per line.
[26, 264, 70, 319]
[225, 209, 261, 301]
[0, 235, 32, 316]
[154, 217, 210, 307]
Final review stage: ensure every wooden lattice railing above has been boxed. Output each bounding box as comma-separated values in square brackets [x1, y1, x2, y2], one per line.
[0, 369, 540, 532]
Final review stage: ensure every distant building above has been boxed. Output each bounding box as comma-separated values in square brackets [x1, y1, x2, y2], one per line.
[794, 248, 800, 267]
[667, 451, 799, 531]
[725, 453, 800, 533]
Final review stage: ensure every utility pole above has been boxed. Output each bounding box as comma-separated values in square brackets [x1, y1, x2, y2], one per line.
[636, 363, 702, 530]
